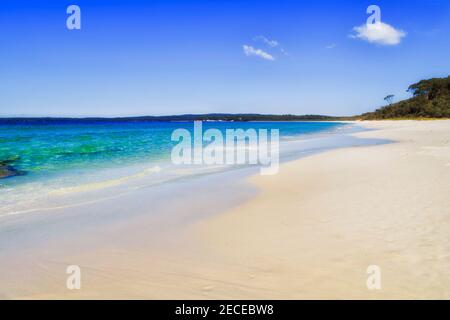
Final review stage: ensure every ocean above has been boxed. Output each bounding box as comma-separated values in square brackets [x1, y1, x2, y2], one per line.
[0, 121, 378, 216]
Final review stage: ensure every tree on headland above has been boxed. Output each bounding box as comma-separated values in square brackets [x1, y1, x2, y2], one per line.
[384, 95, 395, 105]
[408, 77, 449, 101]
[362, 76, 450, 119]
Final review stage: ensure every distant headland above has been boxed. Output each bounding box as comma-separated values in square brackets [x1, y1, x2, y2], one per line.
[1, 76, 448, 123]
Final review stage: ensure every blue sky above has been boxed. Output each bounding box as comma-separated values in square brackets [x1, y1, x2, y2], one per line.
[0, 0, 449, 117]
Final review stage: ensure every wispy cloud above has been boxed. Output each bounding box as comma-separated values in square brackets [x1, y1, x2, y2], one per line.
[350, 22, 406, 46]
[325, 43, 337, 49]
[243, 45, 275, 61]
[253, 35, 279, 48]
[279, 47, 290, 56]
[253, 35, 289, 56]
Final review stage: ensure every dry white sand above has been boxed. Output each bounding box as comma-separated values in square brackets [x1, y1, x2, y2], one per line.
[2, 120, 450, 299]
[186, 120, 450, 299]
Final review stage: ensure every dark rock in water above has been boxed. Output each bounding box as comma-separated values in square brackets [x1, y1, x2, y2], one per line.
[0, 156, 23, 179]
[0, 156, 20, 166]
[0, 165, 18, 179]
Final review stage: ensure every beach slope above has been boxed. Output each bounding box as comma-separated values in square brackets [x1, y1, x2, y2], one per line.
[188, 120, 450, 299]
[1, 120, 450, 299]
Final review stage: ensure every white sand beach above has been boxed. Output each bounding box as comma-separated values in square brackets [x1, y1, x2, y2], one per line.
[1, 120, 449, 299]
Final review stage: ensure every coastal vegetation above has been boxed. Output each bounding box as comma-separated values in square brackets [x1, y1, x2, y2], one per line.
[0, 76, 448, 180]
[0, 114, 341, 125]
[1, 77, 447, 125]
[361, 76, 450, 119]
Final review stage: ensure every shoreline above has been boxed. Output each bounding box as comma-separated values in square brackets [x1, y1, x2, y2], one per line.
[0, 122, 371, 217]
[185, 120, 450, 299]
[0, 120, 449, 299]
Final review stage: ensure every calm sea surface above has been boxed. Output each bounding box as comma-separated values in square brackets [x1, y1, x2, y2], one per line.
[0, 121, 358, 215]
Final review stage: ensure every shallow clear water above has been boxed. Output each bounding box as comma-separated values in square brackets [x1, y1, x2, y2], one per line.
[0, 121, 346, 184]
[0, 121, 360, 216]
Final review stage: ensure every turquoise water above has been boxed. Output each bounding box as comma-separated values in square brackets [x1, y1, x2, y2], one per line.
[0, 121, 346, 185]
[0, 121, 355, 215]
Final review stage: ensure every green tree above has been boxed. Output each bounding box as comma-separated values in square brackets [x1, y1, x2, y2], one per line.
[362, 76, 450, 119]
[384, 95, 395, 105]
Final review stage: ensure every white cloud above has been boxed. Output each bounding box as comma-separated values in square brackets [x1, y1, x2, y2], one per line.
[325, 43, 337, 49]
[351, 22, 406, 46]
[253, 35, 289, 56]
[243, 45, 274, 61]
[279, 47, 290, 56]
[253, 35, 279, 47]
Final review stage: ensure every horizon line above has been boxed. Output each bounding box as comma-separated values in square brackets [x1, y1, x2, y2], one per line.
[0, 113, 353, 120]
